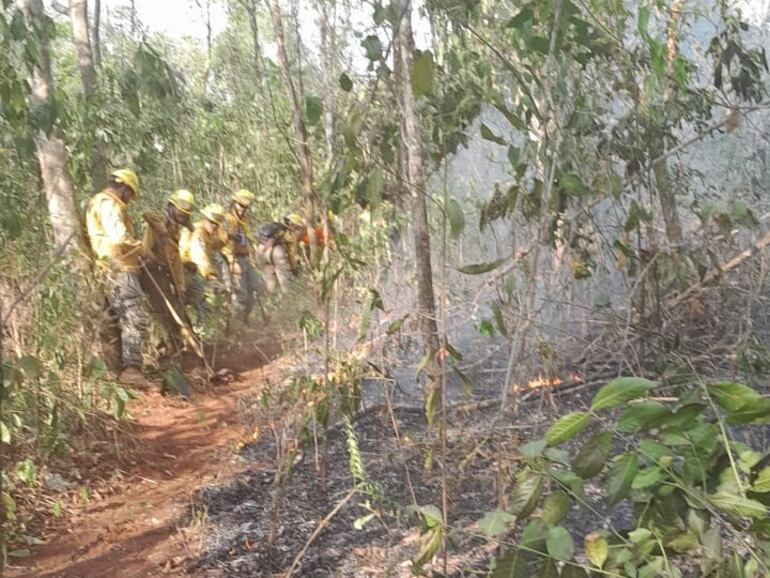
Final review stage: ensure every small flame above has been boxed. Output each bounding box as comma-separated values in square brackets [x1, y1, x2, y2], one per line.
[511, 374, 579, 394]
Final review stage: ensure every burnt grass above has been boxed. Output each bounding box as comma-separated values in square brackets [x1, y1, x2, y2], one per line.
[189, 383, 638, 578]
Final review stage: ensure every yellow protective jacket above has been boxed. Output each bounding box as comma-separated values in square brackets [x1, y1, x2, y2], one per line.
[179, 221, 228, 280]
[85, 190, 142, 272]
[222, 210, 251, 261]
[142, 209, 185, 296]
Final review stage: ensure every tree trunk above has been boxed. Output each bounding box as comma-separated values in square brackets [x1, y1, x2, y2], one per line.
[19, 0, 84, 254]
[652, 0, 685, 247]
[393, 0, 439, 361]
[319, 0, 337, 163]
[93, 0, 101, 67]
[268, 0, 318, 219]
[69, 0, 107, 192]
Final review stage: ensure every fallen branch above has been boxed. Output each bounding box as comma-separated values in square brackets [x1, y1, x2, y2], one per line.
[284, 488, 357, 577]
[670, 229, 770, 307]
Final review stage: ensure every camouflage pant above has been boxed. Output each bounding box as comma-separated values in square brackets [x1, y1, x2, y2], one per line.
[103, 271, 148, 369]
[257, 244, 292, 294]
[228, 256, 261, 319]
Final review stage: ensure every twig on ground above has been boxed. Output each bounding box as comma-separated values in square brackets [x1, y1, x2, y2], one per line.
[284, 488, 357, 577]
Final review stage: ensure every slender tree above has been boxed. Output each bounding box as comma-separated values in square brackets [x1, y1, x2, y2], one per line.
[69, 0, 107, 192]
[268, 0, 318, 218]
[18, 0, 84, 253]
[92, 0, 101, 67]
[393, 0, 439, 368]
[319, 0, 337, 163]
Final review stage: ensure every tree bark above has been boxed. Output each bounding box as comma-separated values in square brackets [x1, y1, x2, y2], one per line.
[268, 0, 318, 219]
[93, 0, 101, 67]
[652, 0, 685, 247]
[319, 0, 337, 163]
[19, 0, 84, 254]
[393, 0, 439, 359]
[69, 0, 107, 192]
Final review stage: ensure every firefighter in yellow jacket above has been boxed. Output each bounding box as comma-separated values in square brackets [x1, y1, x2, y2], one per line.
[179, 203, 228, 315]
[222, 189, 261, 320]
[85, 169, 148, 388]
[141, 189, 196, 354]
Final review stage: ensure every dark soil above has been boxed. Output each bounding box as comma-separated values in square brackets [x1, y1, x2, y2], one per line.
[192, 381, 626, 577]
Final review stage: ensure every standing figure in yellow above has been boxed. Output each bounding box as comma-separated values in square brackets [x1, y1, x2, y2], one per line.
[141, 189, 196, 354]
[85, 169, 148, 388]
[179, 203, 228, 316]
[222, 190, 261, 321]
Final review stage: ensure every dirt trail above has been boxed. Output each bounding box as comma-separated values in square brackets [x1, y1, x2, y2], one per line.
[6, 355, 278, 578]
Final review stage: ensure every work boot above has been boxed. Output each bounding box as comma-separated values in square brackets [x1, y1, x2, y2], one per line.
[119, 366, 150, 390]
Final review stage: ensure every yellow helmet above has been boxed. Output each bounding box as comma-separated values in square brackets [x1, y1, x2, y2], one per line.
[232, 189, 256, 207]
[202, 203, 226, 224]
[111, 168, 139, 195]
[284, 213, 304, 227]
[169, 189, 196, 214]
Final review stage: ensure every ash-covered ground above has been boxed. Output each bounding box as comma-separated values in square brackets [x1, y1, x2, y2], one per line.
[190, 378, 637, 578]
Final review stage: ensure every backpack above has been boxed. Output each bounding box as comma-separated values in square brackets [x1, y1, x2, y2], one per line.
[257, 222, 286, 244]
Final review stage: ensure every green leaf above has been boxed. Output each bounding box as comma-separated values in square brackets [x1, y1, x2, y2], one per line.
[709, 491, 767, 518]
[415, 348, 436, 378]
[511, 471, 543, 520]
[605, 453, 638, 506]
[544, 412, 591, 447]
[521, 519, 549, 552]
[552, 470, 586, 501]
[520, 439, 547, 460]
[662, 403, 706, 430]
[546, 526, 575, 561]
[446, 198, 465, 239]
[478, 319, 494, 337]
[339, 72, 353, 92]
[491, 549, 529, 578]
[709, 382, 761, 412]
[585, 532, 608, 568]
[725, 399, 770, 425]
[305, 95, 323, 124]
[666, 532, 700, 552]
[542, 491, 570, 526]
[591, 377, 656, 411]
[411, 50, 434, 97]
[0, 421, 10, 444]
[560, 173, 589, 197]
[617, 402, 671, 432]
[481, 123, 507, 146]
[572, 432, 612, 479]
[639, 439, 671, 462]
[361, 35, 383, 61]
[507, 146, 521, 168]
[8, 548, 30, 558]
[478, 509, 516, 537]
[751, 468, 770, 493]
[418, 504, 443, 528]
[457, 259, 504, 275]
[16, 458, 37, 484]
[632, 466, 663, 490]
